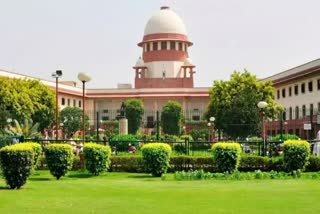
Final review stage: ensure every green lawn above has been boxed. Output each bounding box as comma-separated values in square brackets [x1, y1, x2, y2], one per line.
[1, 171, 320, 214]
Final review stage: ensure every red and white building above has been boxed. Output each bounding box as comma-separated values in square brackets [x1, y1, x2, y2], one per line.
[0, 6, 319, 138]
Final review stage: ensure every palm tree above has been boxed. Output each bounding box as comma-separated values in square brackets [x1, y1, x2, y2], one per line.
[5, 119, 41, 138]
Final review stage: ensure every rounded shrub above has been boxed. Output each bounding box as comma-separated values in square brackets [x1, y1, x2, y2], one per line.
[44, 144, 74, 180]
[283, 140, 310, 172]
[83, 143, 111, 175]
[212, 142, 241, 173]
[141, 143, 172, 177]
[0, 144, 34, 189]
[23, 142, 42, 168]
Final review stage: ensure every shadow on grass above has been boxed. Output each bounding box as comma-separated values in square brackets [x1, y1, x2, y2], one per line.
[127, 174, 152, 179]
[0, 186, 10, 190]
[29, 177, 51, 181]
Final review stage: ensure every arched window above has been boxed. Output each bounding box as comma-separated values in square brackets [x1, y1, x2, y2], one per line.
[61, 98, 65, 106]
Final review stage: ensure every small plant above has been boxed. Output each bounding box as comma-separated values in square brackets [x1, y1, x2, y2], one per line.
[44, 144, 74, 180]
[141, 143, 172, 177]
[212, 142, 241, 173]
[83, 143, 111, 175]
[254, 170, 264, 179]
[0, 144, 34, 189]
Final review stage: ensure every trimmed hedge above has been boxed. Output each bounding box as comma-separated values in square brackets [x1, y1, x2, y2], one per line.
[44, 144, 74, 180]
[212, 142, 242, 173]
[83, 143, 111, 175]
[283, 140, 310, 172]
[141, 143, 172, 177]
[23, 142, 42, 168]
[0, 144, 34, 189]
[110, 156, 144, 172]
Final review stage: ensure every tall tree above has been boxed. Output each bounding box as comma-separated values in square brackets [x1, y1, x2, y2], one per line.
[205, 70, 282, 139]
[0, 77, 55, 131]
[161, 100, 183, 135]
[125, 99, 144, 134]
[60, 107, 82, 138]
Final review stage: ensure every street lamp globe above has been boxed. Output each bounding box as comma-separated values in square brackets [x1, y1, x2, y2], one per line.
[257, 101, 268, 109]
[207, 122, 211, 127]
[78, 72, 91, 82]
[209, 116, 215, 122]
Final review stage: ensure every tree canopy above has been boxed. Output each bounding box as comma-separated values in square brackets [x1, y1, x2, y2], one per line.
[0, 77, 55, 132]
[124, 99, 144, 134]
[60, 107, 83, 138]
[205, 70, 282, 139]
[161, 100, 183, 135]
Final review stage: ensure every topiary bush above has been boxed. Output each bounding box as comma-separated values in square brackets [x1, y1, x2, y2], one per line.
[0, 144, 34, 189]
[44, 144, 74, 180]
[141, 143, 172, 177]
[83, 143, 111, 175]
[283, 140, 310, 172]
[212, 142, 241, 173]
[23, 142, 42, 169]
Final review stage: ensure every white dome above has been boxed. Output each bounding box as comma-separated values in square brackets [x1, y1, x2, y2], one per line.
[144, 7, 187, 36]
[184, 58, 193, 66]
[135, 57, 145, 67]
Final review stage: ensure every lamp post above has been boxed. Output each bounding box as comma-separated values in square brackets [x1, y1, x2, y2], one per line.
[257, 101, 268, 156]
[52, 70, 63, 141]
[78, 72, 91, 145]
[207, 117, 215, 142]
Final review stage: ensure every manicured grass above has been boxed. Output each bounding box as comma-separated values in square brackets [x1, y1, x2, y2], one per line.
[1, 171, 320, 214]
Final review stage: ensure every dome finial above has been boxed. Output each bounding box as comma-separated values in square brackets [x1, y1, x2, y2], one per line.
[161, 6, 170, 10]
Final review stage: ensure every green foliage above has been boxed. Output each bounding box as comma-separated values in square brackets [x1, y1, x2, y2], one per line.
[205, 70, 281, 139]
[270, 134, 299, 141]
[212, 142, 242, 173]
[109, 134, 138, 152]
[161, 100, 183, 135]
[5, 119, 41, 138]
[44, 144, 74, 179]
[60, 107, 82, 138]
[124, 99, 144, 134]
[23, 142, 42, 168]
[0, 144, 34, 189]
[109, 156, 144, 172]
[0, 77, 55, 130]
[0, 135, 13, 148]
[141, 143, 172, 177]
[283, 140, 310, 172]
[189, 129, 209, 141]
[174, 169, 213, 180]
[306, 155, 320, 172]
[180, 135, 193, 141]
[83, 143, 111, 175]
[239, 154, 269, 171]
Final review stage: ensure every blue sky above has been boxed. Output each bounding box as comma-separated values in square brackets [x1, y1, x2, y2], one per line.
[0, 0, 319, 88]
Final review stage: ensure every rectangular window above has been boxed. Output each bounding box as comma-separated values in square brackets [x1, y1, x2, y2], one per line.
[146, 43, 150, 52]
[192, 115, 200, 121]
[67, 99, 70, 106]
[277, 90, 280, 99]
[294, 85, 298, 95]
[301, 83, 305, 94]
[73, 99, 76, 107]
[178, 42, 183, 51]
[289, 87, 292, 96]
[152, 42, 158, 51]
[317, 79, 320, 90]
[161, 41, 167, 50]
[310, 104, 314, 116]
[102, 116, 109, 121]
[308, 81, 313, 92]
[318, 102, 320, 112]
[103, 109, 108, 114]
[170, 41, 176, 50]
[282, 88, 286, 98]
[61, 98, 65, 105]
[79, 101, 81, 108]
[146, 116, 154, 128]
[295, 106, 299, 119]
